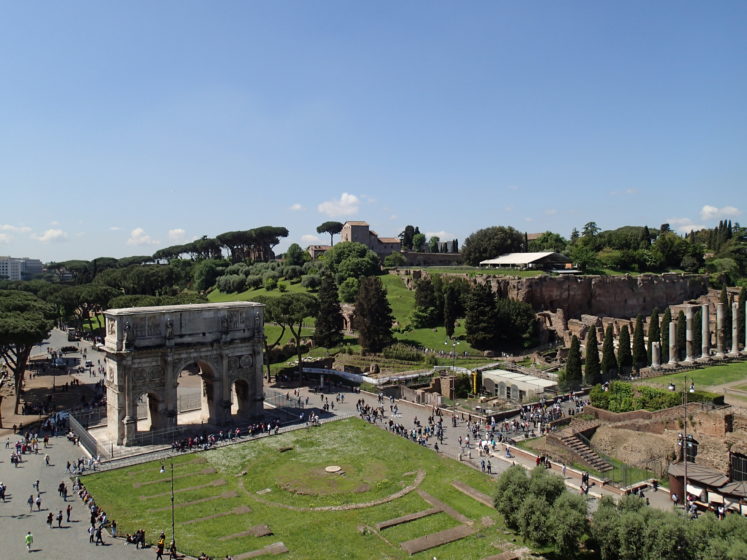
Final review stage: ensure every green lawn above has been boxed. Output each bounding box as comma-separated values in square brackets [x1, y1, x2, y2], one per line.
[83, 418, 525, 559]
[638, 361, 747, 392]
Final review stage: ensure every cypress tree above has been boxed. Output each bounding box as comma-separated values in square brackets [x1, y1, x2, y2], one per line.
[353, 276, 394, 353]
[660, 308, 672, 363]
[601, 324, 617, 381]
[412, 276, 440, 328]
[647, 308, 660, 364]
[693, 307, 703, 357]
[721, 286, 732, 347]
[632, 315, 646, 372]
[738, 286, 746, 348]
[464, 282, 499, 350]
[562, 335, 582, 391]
[676, 310, 687, 360]
[617, 325, 632, 374]
[584, 328, 602, 386]
[313, 273, 344, 348]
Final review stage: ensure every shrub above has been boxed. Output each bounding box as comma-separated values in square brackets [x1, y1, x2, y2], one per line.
[382, 343, 422, 362]
[244, 275, 262, 289]
[277, 282, 287, 292]
[301, 274, 321, 290]
[282, 265, 303, 280]
[338, 277, 359, 303]
[589, 381, 722, 412]
[216, 273, 246, 293]
[264, 277, 278, 290]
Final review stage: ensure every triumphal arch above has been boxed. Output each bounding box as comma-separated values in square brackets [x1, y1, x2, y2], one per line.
[103, 302, 264, 446]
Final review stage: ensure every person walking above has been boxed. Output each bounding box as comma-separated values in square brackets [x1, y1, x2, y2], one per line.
[35, 495, 42, 511]
[27, 495, 34, 513]
[46, 512, 53, 529]
[66, 504, 72, 522]
[56, 510, 63, 528]
[25, 531, 33, 552]
[95, 525, 105, 545]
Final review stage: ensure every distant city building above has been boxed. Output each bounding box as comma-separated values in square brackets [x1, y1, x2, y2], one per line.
[0, 256, 44, 280]
[306, 244, 331, 259]
[339, 221, 401, 259]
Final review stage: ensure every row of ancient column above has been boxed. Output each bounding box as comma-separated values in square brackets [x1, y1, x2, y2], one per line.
[651, 301, 747, 368]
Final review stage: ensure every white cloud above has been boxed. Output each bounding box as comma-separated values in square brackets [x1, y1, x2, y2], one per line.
[127, 228, 159, 246]
[544, 209, 558, 216]
[289, 203, 304, 211]
[700, 205, 741, 221]
[0, 233, 11, 243]
[301, 234, 321, 244]
[677, 224, 707, 234]
[168, 228, 186, 242]
[32, 228, 68, 242]
[109, 226, 121, 231]
[425, 230, 455, 240]
[0, 224, 31, 233]
[317, 192, 360, 217]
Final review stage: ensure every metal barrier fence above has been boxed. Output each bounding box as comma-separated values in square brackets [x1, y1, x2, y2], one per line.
[69, 412, 111, 460]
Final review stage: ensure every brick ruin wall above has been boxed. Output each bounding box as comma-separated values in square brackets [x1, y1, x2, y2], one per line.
[394, 270, 709, 346]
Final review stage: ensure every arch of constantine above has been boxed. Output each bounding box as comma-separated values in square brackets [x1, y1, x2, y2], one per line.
[103, 302, 264, 446]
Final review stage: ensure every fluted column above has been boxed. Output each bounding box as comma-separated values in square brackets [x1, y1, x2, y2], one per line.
[701, 304, 710, 359]
[668, 325, 678, 366]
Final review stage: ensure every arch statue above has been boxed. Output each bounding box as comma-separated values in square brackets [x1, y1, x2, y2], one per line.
[103, 302, 264, 446]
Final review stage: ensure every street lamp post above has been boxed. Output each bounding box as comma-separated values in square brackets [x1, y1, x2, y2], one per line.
[669, 378, 695, 506]
[445, 339, 459, 371]
[160, 462, 176, 557]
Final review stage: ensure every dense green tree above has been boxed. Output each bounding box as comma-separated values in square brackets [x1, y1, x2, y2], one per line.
[193, 259, 228, 292]
[517, 495, 553, 546]
[693, 307, 703, 357]
[549, 492, 588, 558]
[561, 335, 582, 391]
[660, 308, 672, 363]
[461, 226, 525, 266]
[495, 298, 538, 349]
[590, 497, 621, 560]
[0, 291, 54, 413]
[617, 325, 632, 373]
[411, 277, 440, 328]
[383, 252, 406, 267]
[321, 242, 380, 283]
[493, 465, 529, 530]
[464, 283, 499, 350]
[427, 236, 440, 253]
[284, 243, 309, 266]
[528, 231, 568, 253]
[739, 286, 746, 348]
[632, 315, 647, 371]
[337, 277, 359, 303]
[676, 310, 687, 360]
[601, 324, 617, 380]
[647, 308, 660, 364]
[412, 233, 426, 252]
[398, 225, 416, 250]
[353, 277, 394, 353]
[315, 221, 343, 246]
[272, 293, 319, 378]
[721, 286, 733, 347]
[584, 327, 602, 385]
[313, 274, 344, 349]
[442, 279, 467, 338]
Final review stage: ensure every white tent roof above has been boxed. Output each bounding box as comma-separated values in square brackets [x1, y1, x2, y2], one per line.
[479, 252, 570, 266]
[482, 369, 557, 391]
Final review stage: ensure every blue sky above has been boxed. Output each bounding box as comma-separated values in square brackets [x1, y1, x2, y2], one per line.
[1, 1, 745, 262]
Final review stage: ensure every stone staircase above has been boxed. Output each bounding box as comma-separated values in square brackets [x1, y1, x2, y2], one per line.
[552, 420, 613, 473]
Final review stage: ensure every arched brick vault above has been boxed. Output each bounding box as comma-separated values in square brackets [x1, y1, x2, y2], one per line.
[103, 302, 265, 446]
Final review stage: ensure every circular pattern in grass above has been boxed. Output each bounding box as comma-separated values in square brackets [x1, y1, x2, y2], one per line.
[274, 461, 386, 496]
